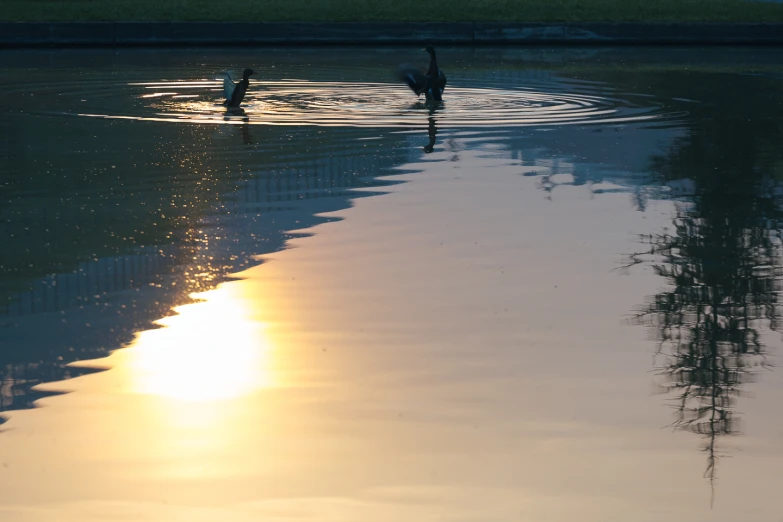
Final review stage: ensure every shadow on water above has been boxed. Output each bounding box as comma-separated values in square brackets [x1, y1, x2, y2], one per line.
[610, 69, 783, 496]
[0, 112, 415, 417]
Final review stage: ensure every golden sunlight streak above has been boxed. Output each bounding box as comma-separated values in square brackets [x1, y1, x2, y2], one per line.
[128, 285, 274, 402]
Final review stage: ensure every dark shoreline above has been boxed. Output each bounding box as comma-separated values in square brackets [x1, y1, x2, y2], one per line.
[2, 22, 783, 47]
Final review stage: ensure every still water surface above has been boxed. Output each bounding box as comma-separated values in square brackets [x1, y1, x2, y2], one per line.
[1, 47, 783, 521]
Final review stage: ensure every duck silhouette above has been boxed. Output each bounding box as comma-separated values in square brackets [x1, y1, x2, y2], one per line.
[219, 68, 254, 108]
[398, 46, 447, 101]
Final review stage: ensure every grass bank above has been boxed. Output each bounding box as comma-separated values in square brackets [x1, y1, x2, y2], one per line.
[2, 0, 783, 23]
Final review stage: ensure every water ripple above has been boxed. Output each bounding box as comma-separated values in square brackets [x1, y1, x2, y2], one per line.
[23, 77, 683, 129]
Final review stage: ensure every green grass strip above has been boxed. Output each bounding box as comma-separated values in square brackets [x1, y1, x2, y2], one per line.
[2, 0, 783, 23]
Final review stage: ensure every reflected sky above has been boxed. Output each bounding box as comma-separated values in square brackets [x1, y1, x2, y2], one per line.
[1, 47, 783, 521]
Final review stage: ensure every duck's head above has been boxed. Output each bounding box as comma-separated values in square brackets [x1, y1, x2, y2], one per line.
[423, 45, 436, 57]
[242, 68, 255, 79]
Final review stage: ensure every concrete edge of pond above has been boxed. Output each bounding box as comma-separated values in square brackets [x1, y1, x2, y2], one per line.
[2, 22, 783, 47]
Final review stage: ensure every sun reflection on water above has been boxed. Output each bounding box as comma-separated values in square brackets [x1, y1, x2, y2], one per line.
[129, 284, 274, 402]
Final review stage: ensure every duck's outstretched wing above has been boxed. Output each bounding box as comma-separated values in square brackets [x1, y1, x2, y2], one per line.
[397, 64, 428, 96]
[219, 72, 236, 102]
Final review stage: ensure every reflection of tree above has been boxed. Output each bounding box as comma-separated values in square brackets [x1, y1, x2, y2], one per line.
[624, 73, 783, 496]
[630, 201, 779, 492]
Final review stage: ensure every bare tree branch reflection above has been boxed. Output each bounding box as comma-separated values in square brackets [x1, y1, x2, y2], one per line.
[629, 139, 783, 496]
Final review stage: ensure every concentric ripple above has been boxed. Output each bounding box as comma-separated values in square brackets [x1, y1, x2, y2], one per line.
[19, 76, 683, 129]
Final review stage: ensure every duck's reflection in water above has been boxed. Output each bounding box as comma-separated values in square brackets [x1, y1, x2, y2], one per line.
[424, 117, 437, 153]
[423, 102, 442, 154]
[224, 108, 253, 144]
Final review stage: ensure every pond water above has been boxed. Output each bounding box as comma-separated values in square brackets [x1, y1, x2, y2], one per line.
[1, 46, 783, 521]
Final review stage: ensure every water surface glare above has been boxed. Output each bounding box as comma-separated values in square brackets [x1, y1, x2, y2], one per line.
[2, 47, 783, 522]
[16, 72, 681, 128]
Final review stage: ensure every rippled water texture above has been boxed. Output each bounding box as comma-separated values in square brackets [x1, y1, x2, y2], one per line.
[10, 49, 682, 128]
[2, 47, 783, 522]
